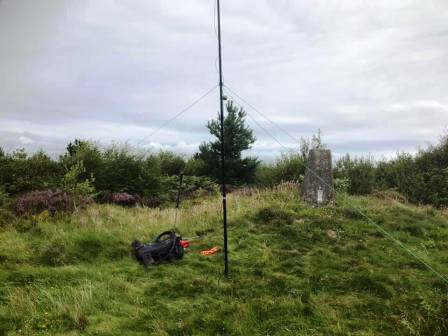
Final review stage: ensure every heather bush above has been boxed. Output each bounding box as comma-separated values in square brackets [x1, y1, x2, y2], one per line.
[101, 192, 139, 207]
[14, 189, 73, 216]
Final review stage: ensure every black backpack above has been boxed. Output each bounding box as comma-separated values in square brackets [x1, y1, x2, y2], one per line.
[131, 231, 184, 267]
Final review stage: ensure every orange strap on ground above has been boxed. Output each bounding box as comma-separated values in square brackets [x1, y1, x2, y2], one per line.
[200, 246, 219, 256]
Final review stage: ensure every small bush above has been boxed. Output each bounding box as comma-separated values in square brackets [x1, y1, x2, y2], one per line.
[158, 151, 186, 176]
[101, 192, 139, 207]
[14, 189, 73, 216]
[373, 189, 408, 203]
[39, 240, 69, 266]
[256, 207, 295, 225]
[0, 150, 62, 195]
[334, 154, 376, 195]
[255, 153, 306, 187]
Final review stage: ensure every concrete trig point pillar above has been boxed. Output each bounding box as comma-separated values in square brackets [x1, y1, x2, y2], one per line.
[301, 149, 334, 206]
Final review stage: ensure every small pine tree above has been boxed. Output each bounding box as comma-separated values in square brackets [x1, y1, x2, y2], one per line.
[197, 101, 259, 184]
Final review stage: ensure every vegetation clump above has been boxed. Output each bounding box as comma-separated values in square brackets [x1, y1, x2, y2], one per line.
[13, 189, 73, 216]
[256, 206, 296, 225]
[101, 192, 139, 207]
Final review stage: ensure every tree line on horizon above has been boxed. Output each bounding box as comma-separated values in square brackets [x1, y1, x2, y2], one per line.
[1, 101, 447, 208]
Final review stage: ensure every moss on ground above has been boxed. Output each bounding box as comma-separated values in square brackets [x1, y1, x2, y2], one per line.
[0, 188, 447, 335]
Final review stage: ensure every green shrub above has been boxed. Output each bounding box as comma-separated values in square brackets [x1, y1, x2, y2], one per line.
[158, 151, 186, 176]
[334, 154, 375, 195]
[95, 146, 161, 197]
[0, 150, 62, 194]
[375, 153, 422, 201]
[255, 153, 306, 187]
[61, 140, 102, 182]
[184, 157, 208, 176]
[375, 135, 448, 207]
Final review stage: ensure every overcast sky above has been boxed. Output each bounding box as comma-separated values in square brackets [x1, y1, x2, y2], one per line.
[0, 0, 447, 161]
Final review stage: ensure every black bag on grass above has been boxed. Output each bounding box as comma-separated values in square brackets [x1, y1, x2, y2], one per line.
[131, 231, 184, 267]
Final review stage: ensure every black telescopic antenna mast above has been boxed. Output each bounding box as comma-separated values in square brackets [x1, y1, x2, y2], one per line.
[216, 0, 229, 277]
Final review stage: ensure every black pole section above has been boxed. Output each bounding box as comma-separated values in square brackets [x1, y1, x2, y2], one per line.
[217, 0, 228, 277]
[175, 173, 183, 209]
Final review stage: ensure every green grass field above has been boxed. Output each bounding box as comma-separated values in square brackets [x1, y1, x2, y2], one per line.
[1, 185, 447, 335]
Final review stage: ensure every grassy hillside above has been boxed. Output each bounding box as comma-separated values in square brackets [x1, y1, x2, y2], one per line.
[1, 185, 447, 335]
